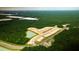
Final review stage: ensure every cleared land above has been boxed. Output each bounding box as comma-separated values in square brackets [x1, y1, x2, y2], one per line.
[0, 10, 79, 51]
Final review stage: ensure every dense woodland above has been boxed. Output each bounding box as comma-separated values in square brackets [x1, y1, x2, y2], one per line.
[0, 11, 79, 50]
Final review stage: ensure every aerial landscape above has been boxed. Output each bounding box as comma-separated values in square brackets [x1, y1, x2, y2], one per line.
[0, 7, 79, 51]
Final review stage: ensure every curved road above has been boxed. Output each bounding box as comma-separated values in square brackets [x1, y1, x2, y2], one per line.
[0, 40, 25, 51]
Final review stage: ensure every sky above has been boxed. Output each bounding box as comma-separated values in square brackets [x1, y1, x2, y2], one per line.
[0, 7, 79, 11]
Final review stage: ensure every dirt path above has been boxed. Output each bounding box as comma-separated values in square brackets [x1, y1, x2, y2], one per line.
[0, 40, 25, 51]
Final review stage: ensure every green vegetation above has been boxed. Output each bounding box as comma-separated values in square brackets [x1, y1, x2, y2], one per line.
[0, 10, 79, 50]
[22, 28, 79, 51]
[0, 20, 34, 45]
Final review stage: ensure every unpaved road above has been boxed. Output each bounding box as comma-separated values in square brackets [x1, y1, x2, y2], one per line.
[0, 40, 25, 51]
